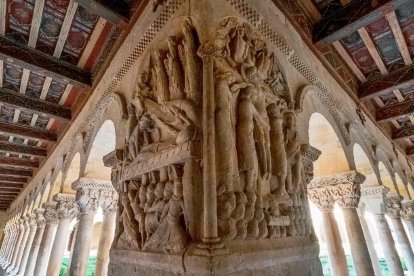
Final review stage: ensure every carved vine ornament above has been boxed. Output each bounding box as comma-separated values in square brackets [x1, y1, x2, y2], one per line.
[111, 17, 315, 254]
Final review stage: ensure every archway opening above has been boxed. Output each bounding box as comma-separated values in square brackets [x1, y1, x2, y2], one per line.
[63, 153, 81, 194]
[395, 173, 410, 199]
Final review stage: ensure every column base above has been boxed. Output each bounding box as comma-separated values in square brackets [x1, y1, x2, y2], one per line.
[109, 237, 322, 276]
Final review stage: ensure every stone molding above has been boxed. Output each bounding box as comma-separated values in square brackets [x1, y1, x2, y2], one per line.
[308, 171, 365, 209]
[72, 178, 118, 213]
[53, 193, 78, 220]
[385, 193, 402, 218]
[401, 200, 414, 220]
[361, 185, 389, 197]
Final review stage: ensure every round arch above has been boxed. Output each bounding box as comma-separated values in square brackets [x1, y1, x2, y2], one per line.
[84, 120, 116, 180]
[353, 143, 377, 186]
[395, 173, 410, 199]
[309, 112, 350, 176]
[378, 161, 398, 194]
[50, 171, 63, 200]
[41, 181, 51, 204]
[63, 153, 81, 193]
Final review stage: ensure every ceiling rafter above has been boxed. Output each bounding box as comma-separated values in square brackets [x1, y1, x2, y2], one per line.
[393, 125, 414, 140]
[386, 11, 413, 66]
[0, 176, 27, 184]
[313, 0, 413, 44]
[0, 87, 71, 121]
[376, 99, 414, 122]
[55, 1, 79, 58]
[0, 183, 24, 189]
[0, 166, 32, 177]
[0, 36, 91, 88]
[358, 27, 388, 75]
[333, 41, 367, 82]
[0, 141, 47, 158]
[359, 64, 414, 99]
[74, 0, 129, 28]
[0, 157, 38, 169]
[0, 121, 57, 143]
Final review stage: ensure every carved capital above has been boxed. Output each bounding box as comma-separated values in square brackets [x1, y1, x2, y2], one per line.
[401, 200, 414, 220]
[72, 178, 116, 213]
[103, 149, 123, 168]
[301, 144, 321, 185]
[53, 193, 78, 220]
[42, 202, 59, 223]
[385, 193, 402, 218]
[27, 213, 37, 227]
[34, 208, 46, 227]
[309, 171, 365, 209]
[307, 186, 334, 210]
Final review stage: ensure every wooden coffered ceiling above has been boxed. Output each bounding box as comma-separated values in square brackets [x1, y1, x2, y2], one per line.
[276, 0, 414, 164]
[0, 0, 143, 210]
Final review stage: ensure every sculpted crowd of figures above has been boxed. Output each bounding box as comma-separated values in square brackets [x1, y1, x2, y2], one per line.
[112, 18, 312, 254]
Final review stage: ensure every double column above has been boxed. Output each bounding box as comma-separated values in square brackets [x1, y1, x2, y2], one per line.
[385, 193, 414, 276]
[401, 200, 414, 249]
[6, 216, 29, 274]
[46, 193, 78, 276]
[69, 178, 118, 276]
[308, 171, 375, 276]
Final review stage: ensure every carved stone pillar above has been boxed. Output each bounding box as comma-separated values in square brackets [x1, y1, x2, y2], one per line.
[24, 208, 46, 276]
[361, 186, 404, 276]
[2, 220, 17, 267]
[325, 171, 374, 276]
[0, 221, 10, 264]
[401, 200, 414, 250]
[95, 194, 118, 276]
[7, 217, 29, 274]
[386, 194, 414, 276]
[15, 213, 37, 276]
[46, 194, 77, 276]
[34, 202, 59, 276]
[308, 183, 349, 276]
[69, 178, 117, 276]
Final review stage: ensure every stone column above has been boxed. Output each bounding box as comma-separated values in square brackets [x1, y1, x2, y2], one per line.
[401, 200, 414, 250]
[7, 217, 29, 274]
[15, 213, 37, 276]
[95, 194, 118, 276]
[357, 206, 382, 276]
[0, 222, 10, 263]
[33, 202, 59, 276]
[386, 194, 414, 276]
[325, 172, 375, 276]
[69, 178, 117, 276]
[46, 194, 77, 276]
[308, 183, 349, 276]
[2, 220, 17, 267]
[24, 208, 46, 276]
[361, 185, 404, 276]
[6, 218, 24, 271]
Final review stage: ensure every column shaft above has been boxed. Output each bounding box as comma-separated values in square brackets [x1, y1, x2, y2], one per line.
[389, 217, 414, 276]
[342, 208, 375, 276]
[46, 218, 71, 276]
[33, 221, 58, 276]
[358, 209, 382, 276]
[4, 230, 17, 266]
[8, 224, 24, 271]
[11, 223, 30, 274]
[95, 211, 116, 276]
[374, 214, 404, 276]
[68, 212, 95, 276]
[24, 224, 45, 276]
[17, 223, 37, 275]
[321, 210, 349, 276]
[403, 219, 414, 251]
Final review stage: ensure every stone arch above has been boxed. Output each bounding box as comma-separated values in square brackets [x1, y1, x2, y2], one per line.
[352, 143, 377, 186]
[62, 153, 81, 194]
[395, 173, 410, 199]
[378, 161, 398, 194]
[49, 171, 63, 200]
[33, 192, 42, 210]
[41, 181, 51, 204]
[308, 112, 351, 176]
[83, 120, 117, 180]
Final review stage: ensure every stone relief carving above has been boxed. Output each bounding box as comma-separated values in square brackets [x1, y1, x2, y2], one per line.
[208, 17, 310, 241]
[401, 200, 414, 220]
[113, 20, 201, 254]
[385, 193, 402, 218]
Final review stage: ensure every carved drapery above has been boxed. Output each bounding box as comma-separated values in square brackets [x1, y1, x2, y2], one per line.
[308, 171, 365, 209]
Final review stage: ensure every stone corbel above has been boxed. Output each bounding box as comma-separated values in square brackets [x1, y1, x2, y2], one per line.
[53, 193, 78, 220]
[385, 192, 402, 218]
[400, 200, 414, 220]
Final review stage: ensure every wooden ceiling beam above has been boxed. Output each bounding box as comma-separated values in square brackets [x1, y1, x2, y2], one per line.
[54, 1, 79, 57]
[359, 64, 414, 99]
[0, 157, 39, 169]
[0, 167, 32, 177]
[0, 36, 91, 88]
[333, 41, 367, 82]
[313, 0, 413, 44]
[376, 99, 414, 122]
[0, 141, 47, 158]
[0, 121, 57, 143]
[74, 0, 129, 28]
[0, 182, 24, 189]
[386, 11, 412, 66]
[358, 27, 388, 75]
[0, 176, 26, 184]
[0, 87, 71, 122]
[393, 125, 414, 140]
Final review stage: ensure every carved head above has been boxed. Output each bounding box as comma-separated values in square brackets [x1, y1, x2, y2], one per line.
[154, 181, 165, 200]
[164, 181, 174, 199]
